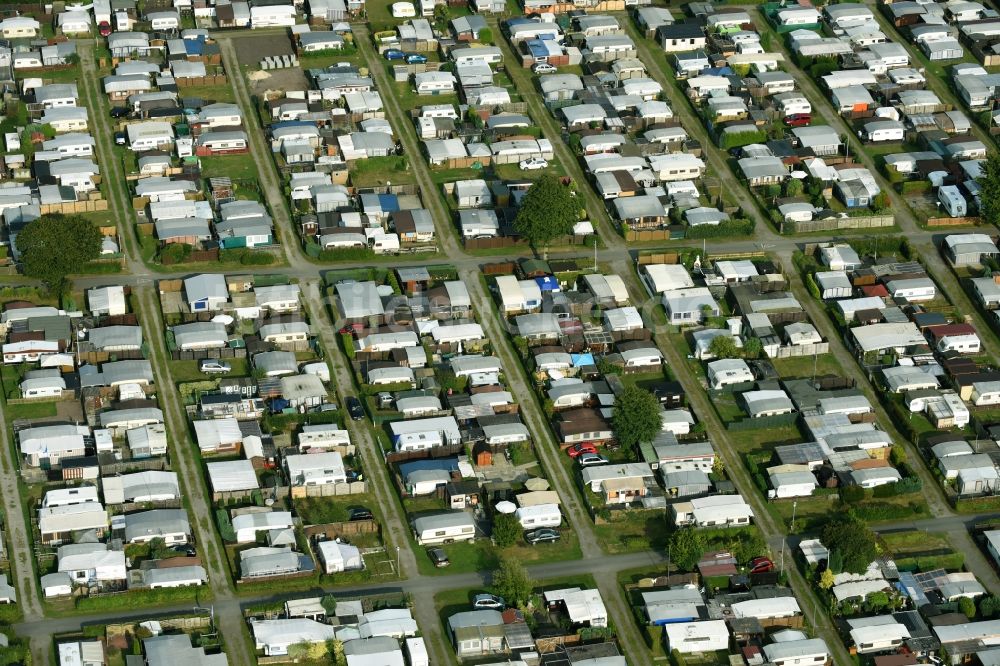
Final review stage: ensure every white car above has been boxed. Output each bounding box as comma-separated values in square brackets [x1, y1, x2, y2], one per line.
[532, 62, 557, 74]
[519, 157, 548, 170]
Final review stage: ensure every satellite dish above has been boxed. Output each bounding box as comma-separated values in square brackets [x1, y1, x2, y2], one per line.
[790, 170, 807, 179]
[265, 498, 274, 506]
[495, 501, 516, 514]
[212, 314, 234, 325]
[548, 369, 565, 381]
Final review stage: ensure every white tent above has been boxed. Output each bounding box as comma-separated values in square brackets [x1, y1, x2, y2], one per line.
[318, 540, 363, 574]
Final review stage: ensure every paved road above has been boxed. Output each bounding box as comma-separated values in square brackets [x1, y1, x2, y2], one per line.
[133, 286, 258, 664]
[8, 11, 1000, 665]
[487, 19, 626, 248]
[300, 282, 461, 666]
[217, 37, 305, 266]
[0, 383, 45, 666]
[77, 42, 144, 272]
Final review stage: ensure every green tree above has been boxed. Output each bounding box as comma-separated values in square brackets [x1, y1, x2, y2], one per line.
[668, 527, 705, 571]
[742, 337, 763, 359]
[981, 595, 1000, 618]
[821, 518, 877, 574]
[492, 512, 521, 549]
[961, 596, 977, 620]
[17, 213, 101, 293]
[491, 556, 534, 607]
[818, 568, 835, 590]
[979, 153, 1000, 223]
[784, 178, 804, 197]
[708, 335, 739, 359]
[864, 591, 889, 613]
[872, 191, 891, 211]
[513, 175, 579, 258]
[612, 385, 662, 455]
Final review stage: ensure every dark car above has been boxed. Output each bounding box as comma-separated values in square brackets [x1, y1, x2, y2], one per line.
[525, 528, 561, 545]
[404, 53, 428, 64]
[114, 131, 127, 146]
[346, 396, 365, 420]
[785, 113, 811, 127]
[384, 49, 406, 60]
[428, 548, 450, 567]
[349, 508, 374, 521]
[110, 106, 129, 118]
[170, 545, 196, 557]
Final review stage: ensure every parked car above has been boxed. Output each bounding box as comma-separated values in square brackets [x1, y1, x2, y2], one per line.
[98, 20, 112, 36]
[428, 548, 450, 568]
[785, 113, 811, 127]
[346, 396, 365, 420]
[114, 131, 127, 145]
[384, 49, 406, 60]
[519, 157, 548, 170]
[578, 452, 608, 467]
[525, 528, 561, 544]
[532, 62, 557, 74]
[110, 106, 129, 118]
[566, 443, 598, 458]
[472, 594, 505, 610]
[405, 53, 428, 64]
[749, 557, 774, 574]
[348, 508, 374, 521]
[199, 360, 231, 374]
[169, 544, 196, 557]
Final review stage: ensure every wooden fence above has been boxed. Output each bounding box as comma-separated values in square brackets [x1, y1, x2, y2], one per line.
[290, 481, 367, 499]
[783, 215, 895, 234]
[463, 234, 592, 251]
[177, 74, 227, 86]
[768, 342, 830, 359]
[302, 520, 379, 540]
[171, 348, 247, 361]
[384, 441, 463, 465]
[926, 216, 983, 227]
[625, 229, 685, 242]
[40, 199, 109, 215]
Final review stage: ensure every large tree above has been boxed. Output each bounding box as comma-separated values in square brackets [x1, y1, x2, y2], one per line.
[821, 518, 878, 574]
[491, 556, 534, 607]
[668, 527, 706, 571]
[978, 153, 1000, 223]
[491, 512, 521, 549]
[17, 213, 101, 293]
[612, 385, 662, 455]
[708, 335, 739, 359]
[513, 175, 579, 258]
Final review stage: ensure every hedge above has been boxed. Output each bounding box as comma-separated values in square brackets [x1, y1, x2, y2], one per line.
[686, 218, 755, 238]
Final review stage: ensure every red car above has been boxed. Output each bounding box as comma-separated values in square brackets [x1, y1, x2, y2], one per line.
[749, 557, 774, 574]
[785, 113, 811, 127]
[566, 443, 598, 458]
[98, 20, 112, 36]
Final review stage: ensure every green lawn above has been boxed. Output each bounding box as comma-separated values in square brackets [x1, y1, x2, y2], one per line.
[350, 155, 417, 188]
[770, 353, 842, 379]
[594, 511, 670, 554]
[295, 493, 379, 525]
[169, 358, 249, 384]
[198, 155, 261, 183]
[177, 82, 237, 103]
[413, 529, 584, 576]
[6, 401, 57, 421]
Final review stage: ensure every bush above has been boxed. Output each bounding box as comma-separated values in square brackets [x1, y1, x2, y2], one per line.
[686, 218, 755, 238]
